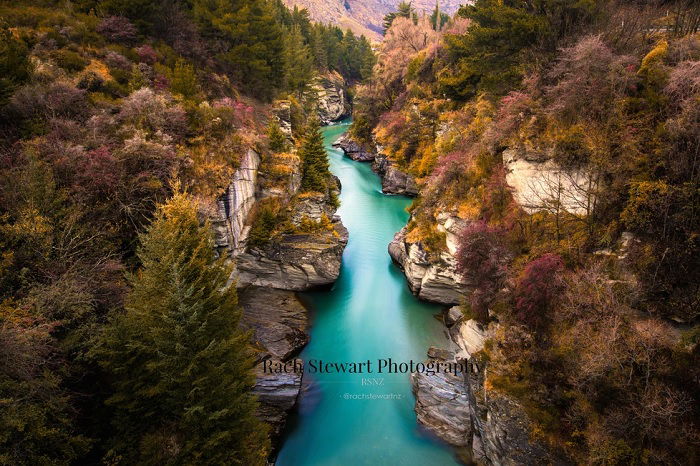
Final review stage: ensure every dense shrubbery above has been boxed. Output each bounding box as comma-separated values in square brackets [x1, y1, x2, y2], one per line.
[0, 0, 374, 463]
[353, 1, 700, 462]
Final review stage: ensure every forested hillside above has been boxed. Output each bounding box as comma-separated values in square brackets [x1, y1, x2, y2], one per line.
[0, 0, 373, 464]
[351, 0, 700, 463]
[283, 0, 462, 39]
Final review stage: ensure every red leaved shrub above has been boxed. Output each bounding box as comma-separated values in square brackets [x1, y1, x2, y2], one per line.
[456, 221, 509, 321]
[514, 253, 564, 330]
[135, 45, 158, 64]
[97, 16, 138, 44]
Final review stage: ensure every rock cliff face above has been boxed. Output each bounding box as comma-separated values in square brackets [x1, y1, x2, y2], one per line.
[239, 287, 309, 439]
[372, 152, 419, 196]
[236, 220, 348, 290]
[503, 148, 597, 216]
[315, 72, 351, 124]
[388, 220, 467, 306]
[410, 348, 472, 447]
[411, 313, 564, 465]
[212, 148, 261, 257]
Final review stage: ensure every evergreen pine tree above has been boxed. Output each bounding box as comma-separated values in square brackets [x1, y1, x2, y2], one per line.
[383, 1, 417, 34]
[193, 0, 284, 100]
[310, 26, 329, 71]
[357, 36, 376, 81]
[299, 119, 330, 192]
[283, 24, 315, 97]
[95, 191, 269, 465]
[430, 2, 449, 31]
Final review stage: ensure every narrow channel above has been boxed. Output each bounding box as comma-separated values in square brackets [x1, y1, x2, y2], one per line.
[275, 121, 459, 466]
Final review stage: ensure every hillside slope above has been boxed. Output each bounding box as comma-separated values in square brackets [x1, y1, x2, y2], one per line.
[283, 0, 462, 39]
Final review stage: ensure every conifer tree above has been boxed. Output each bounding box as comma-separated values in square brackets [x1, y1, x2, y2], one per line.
[193, 0, 284, 100]
[430, 2, 449, 31]
[95, 191, 269, 465]
[299, 118, 330, 192]
[283, 24, 315, 97]
[383, 1, 417, 33]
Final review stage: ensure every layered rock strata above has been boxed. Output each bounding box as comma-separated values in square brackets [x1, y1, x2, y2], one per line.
[412, 312, 565, 465]
[239, 287, 309, 439]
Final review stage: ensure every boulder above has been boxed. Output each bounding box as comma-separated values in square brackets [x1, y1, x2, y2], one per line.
[445, 306, 463, 327]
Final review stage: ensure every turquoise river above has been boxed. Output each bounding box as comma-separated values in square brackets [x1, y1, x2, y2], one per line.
[275, 121, 460, 466]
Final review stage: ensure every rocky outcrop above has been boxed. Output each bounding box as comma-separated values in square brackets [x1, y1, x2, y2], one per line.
[410, 348, 472, 447]
[236, 220, 348, 290]
[212, 148, 261, 257]
[445, 306, 464, 327]
[332, 134, 375, 162]
[502, 148, 597, 216]
[239, 286, 309, 360]
[412, 316, 565, 466]
[237, 184, 348, 290]
[240, 287, 309, 440]
[389, 226, 467, 305]
[273, 100, 293, 137]
[477, 392, 559, 466]
[314, 72, 350, 124]
[372, 152, 419, 196]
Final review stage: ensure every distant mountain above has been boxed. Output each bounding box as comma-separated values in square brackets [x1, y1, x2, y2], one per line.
[283, 0, 464, 40]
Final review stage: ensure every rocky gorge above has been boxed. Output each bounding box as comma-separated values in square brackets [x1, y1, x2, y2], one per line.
[333, 134, 419, 196]
[208, 88, 354, 445]
[211, 92, 600, 463]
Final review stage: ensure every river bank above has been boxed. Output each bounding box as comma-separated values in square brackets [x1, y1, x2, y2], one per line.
[274, 122, 460, 465]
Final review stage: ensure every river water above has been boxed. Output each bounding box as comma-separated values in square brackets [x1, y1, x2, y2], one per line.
[275, 121, 459, 465]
